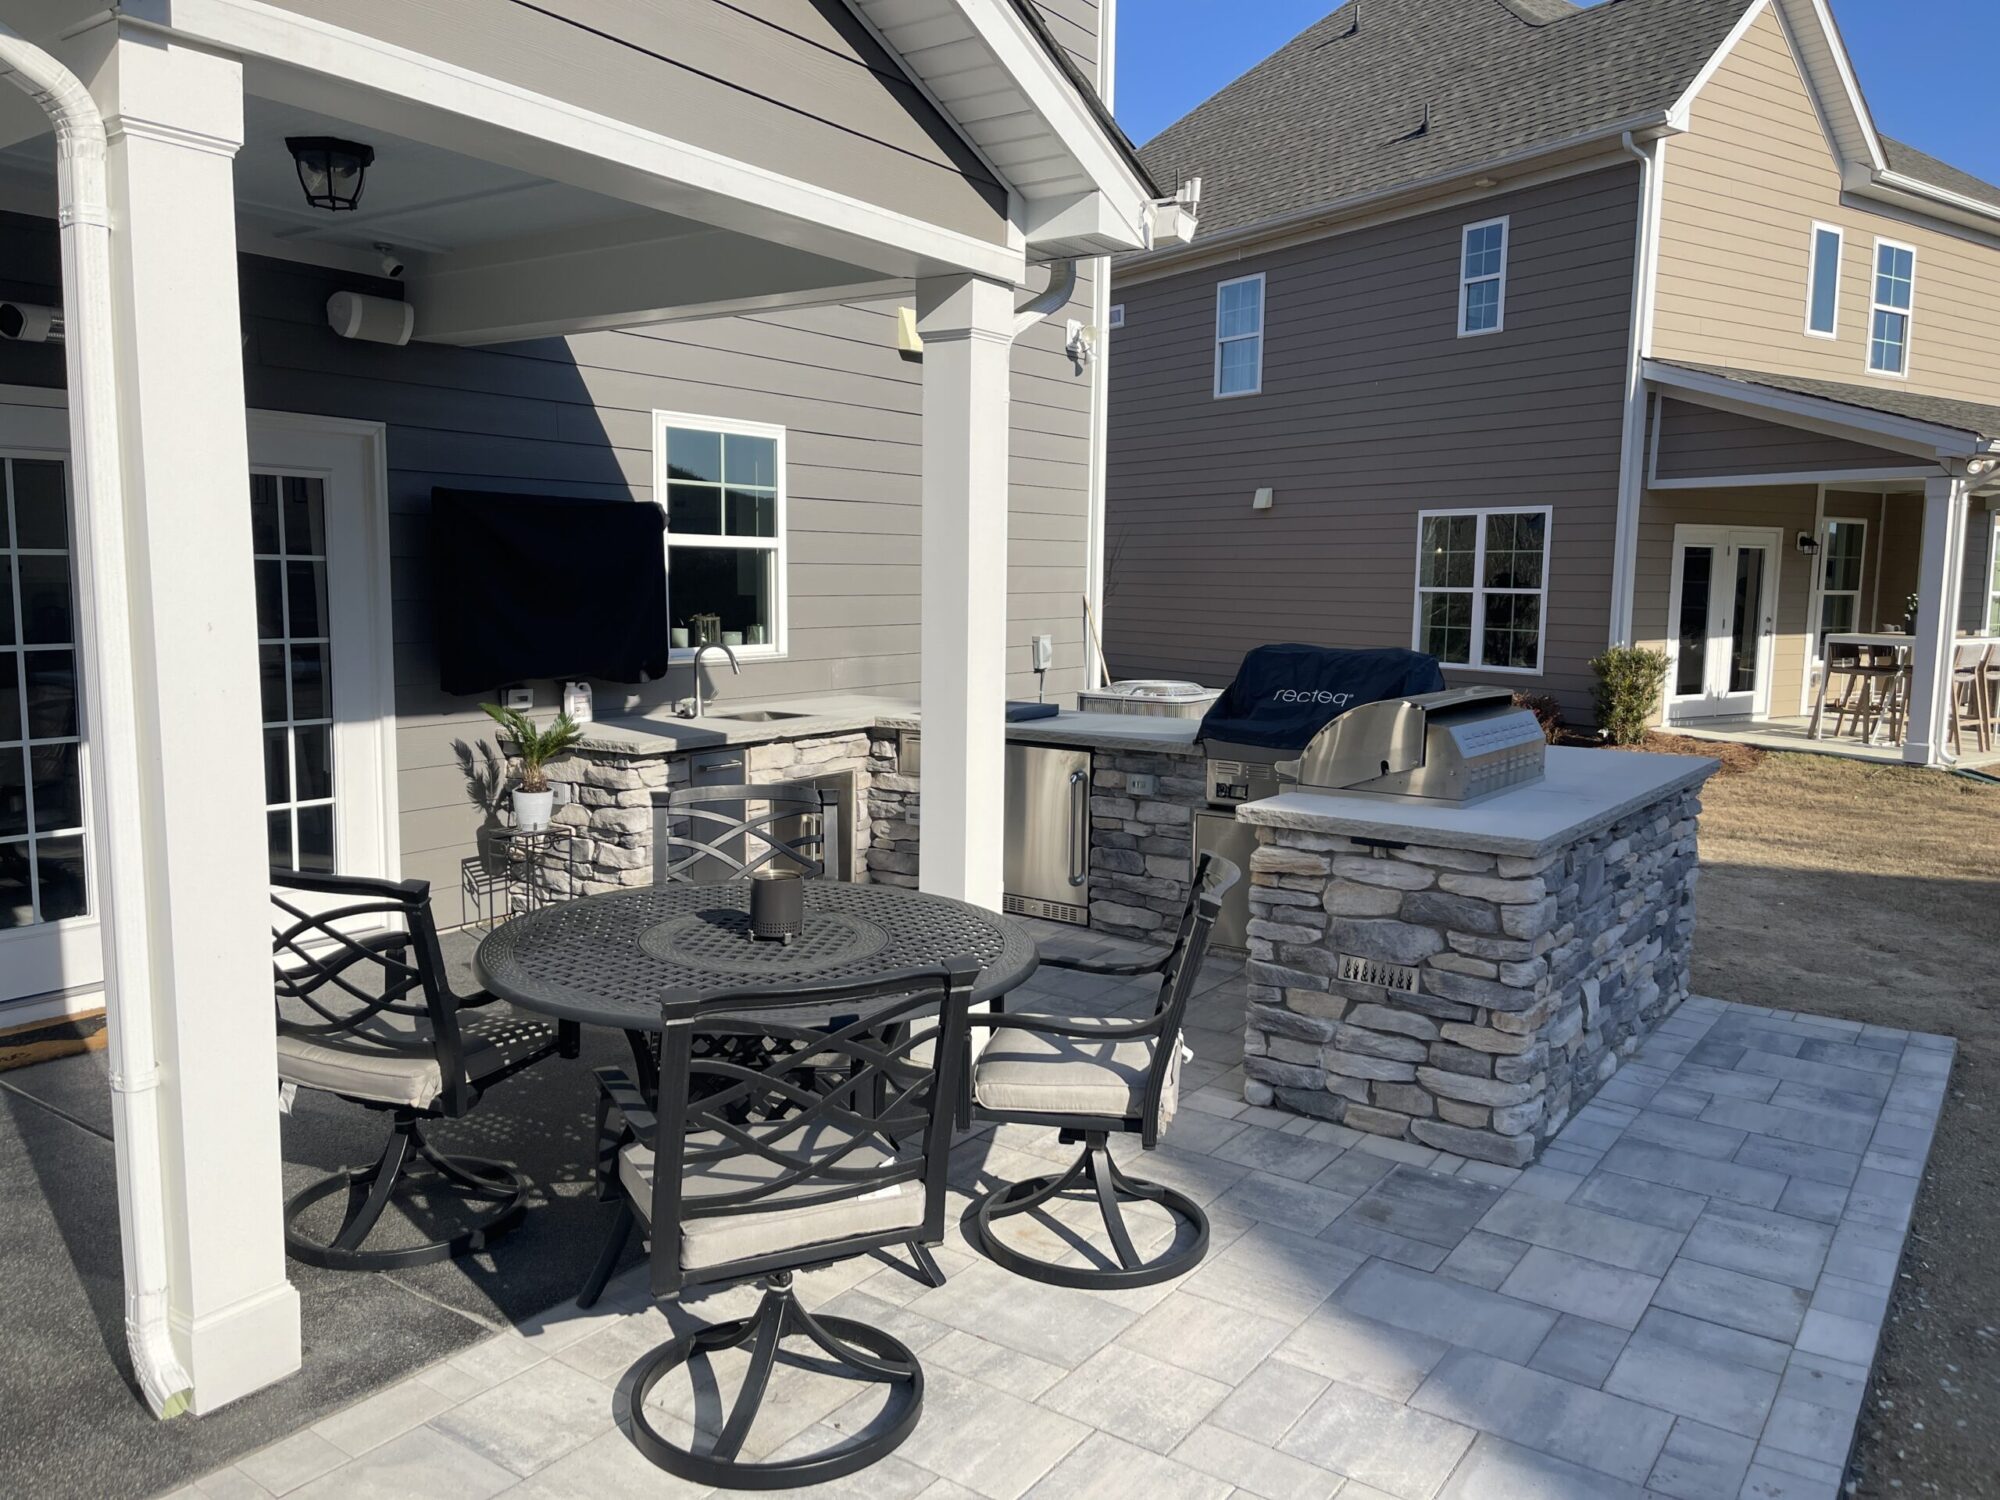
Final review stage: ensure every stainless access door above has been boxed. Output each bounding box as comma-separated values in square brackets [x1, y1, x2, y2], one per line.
[1003, 742, 1091, 925]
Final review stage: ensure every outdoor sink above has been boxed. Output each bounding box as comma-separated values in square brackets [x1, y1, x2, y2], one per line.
[711, 709, 814, 722]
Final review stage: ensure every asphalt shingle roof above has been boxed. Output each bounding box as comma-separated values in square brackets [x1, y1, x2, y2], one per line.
[1881, 135, 2000, 214]
[1659, 360, 2000, 442]
[1139, 0, 1753, 240]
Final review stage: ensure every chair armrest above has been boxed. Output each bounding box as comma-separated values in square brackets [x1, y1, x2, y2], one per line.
[594, 1066, 658, 1137]
[1038, 950, 1168, 977]
[966, 1011, 1164, 1042]
[592, 1066, 655, 1203]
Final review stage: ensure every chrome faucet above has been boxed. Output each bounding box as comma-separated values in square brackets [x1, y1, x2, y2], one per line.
[687, 641, 741, 717]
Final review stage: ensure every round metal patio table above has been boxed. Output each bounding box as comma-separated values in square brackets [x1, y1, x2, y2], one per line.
[473, 881, 1038, 1037]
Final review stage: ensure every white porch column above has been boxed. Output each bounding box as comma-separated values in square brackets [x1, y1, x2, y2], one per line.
[1903, 473, 1972, 766]
[83, 30, 301, 1410]
[915, 274, 1016, 909]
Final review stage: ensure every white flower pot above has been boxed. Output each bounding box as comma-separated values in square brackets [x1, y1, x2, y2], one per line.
[512, 788, 554, 832]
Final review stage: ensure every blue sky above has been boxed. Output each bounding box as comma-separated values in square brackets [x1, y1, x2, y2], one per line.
[1114, 0, 1999, 186]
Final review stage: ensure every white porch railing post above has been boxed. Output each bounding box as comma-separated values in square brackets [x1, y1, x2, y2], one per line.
[915, 274, 1016, 909]
[82, 28, 301, 1410]
[1904, 473, 1970, 766]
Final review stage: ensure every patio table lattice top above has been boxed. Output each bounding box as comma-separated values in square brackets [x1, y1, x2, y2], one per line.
[474, 882, 1037, 1030]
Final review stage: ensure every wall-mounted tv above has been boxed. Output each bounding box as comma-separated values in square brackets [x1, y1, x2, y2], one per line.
[432, 488, 670, 696]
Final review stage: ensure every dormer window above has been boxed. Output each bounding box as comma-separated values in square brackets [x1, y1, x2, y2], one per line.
[1458, 217, 1508, 337]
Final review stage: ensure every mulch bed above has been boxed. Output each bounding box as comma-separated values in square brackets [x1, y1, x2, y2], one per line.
[1551, 730, 1766, 776]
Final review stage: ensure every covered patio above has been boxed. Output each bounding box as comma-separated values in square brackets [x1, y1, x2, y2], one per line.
[0, 0, 1177, 1424]
[1631, 361, 2000, 768]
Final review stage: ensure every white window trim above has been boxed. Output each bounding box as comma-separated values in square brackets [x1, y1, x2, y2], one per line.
[1457, 216, 1510, 338]
[652, 408, 788, 662]
[1987, 511, 2000, 634]
[1212, 272, 1265, 399]
[1804, 221, 1843, 340]
[1812, 515, 1869, 652]
[1866, 236, 1917, 379]
[1410, 504, 1552, 675]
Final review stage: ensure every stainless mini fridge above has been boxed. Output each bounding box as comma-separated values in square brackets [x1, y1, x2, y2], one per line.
[1003, 742, 1091, 925]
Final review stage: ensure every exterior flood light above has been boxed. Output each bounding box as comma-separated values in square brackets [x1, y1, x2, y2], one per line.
[286, 136, 374, 211]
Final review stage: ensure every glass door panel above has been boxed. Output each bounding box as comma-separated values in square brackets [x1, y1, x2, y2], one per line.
[1729, 544, 1767, 695]
[1674, 546, 1713, 698]
[253, 472, 338, 873]
[1670, 528, 1776, 722]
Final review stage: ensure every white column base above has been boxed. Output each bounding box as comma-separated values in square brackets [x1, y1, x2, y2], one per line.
[174, 1283, 304, 1416]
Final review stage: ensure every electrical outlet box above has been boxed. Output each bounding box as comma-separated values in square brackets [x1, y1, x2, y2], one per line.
[1030, 633, 1054, 672]
[503, 686, 534, 711]
[1128, 773, 1158, 798]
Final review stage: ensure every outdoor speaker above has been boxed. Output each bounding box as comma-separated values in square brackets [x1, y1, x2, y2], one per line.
[0, 302, 63, 343]
[326, 291, 414, 346]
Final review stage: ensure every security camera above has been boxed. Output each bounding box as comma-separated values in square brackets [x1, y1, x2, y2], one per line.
[373, 242, 405, 280]
[0, 302, 63, 343]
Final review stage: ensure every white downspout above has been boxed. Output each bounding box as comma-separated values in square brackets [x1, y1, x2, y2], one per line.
[1609, 130, 1663, 648]
[0, 25, 194, 1419]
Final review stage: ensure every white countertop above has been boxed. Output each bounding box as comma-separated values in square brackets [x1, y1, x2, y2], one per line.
[1235, 745, 1719, 857]
[571, 699, 1204, 758]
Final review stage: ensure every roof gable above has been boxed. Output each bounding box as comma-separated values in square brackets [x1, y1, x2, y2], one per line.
[1139, 0, 1751, 242]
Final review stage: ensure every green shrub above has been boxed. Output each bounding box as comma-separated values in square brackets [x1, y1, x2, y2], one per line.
[1589, 646, 1671, 745]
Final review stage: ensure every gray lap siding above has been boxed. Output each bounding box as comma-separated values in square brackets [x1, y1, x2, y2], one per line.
[1105, 164, 1641, 718]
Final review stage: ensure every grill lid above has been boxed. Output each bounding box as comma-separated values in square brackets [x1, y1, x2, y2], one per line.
[1195, 645, 1447, 753]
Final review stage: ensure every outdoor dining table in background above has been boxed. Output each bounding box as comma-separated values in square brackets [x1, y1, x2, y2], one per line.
[472, 880, 1039, 1097]
[1809, 631, 1914, 744]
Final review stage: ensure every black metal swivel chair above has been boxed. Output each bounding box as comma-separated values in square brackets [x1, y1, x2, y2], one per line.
[582, 962, 976, 1490]
[270, 870, 578, 1270]
[652, 780, 839, 885]
[965, 852, 1240, 1290]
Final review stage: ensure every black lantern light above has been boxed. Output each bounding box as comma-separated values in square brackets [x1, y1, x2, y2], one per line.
[286, 136, 375, 212]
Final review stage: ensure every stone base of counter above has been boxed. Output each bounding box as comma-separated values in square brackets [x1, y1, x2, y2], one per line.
[1242, 785, 1702, 1166]
[865, 734, 920, 889]
[538, 732, 874, 896]
[1089, 749, 1204, 940]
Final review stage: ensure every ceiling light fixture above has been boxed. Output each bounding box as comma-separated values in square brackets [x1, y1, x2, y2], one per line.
[286, 136, 374, 212]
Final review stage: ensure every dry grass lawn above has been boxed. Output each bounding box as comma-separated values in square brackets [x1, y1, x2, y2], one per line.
[1672, 747, 1999, 1498]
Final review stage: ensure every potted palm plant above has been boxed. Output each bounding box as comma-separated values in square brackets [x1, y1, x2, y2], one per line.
[481, 703, 585, 832]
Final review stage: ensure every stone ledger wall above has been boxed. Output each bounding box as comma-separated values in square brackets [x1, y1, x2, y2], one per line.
[865, 733, 920, 889]
[1242, 786, 1701, 1166]
[1088, 749, 1205, 940]
[539, 731, 875, 896]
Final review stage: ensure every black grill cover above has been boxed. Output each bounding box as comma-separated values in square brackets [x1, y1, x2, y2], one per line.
[1195, 645, 1447, 752]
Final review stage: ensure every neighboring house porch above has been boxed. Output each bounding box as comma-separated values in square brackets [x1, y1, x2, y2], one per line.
[1630, 362, 2000, 767]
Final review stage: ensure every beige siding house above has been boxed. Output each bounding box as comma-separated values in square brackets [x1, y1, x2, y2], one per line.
[1109, 0, 2000, 765]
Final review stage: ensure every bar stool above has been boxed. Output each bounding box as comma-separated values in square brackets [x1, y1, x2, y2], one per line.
[1826, 644, 1905, 742]
[1949, 640, 1993, 755]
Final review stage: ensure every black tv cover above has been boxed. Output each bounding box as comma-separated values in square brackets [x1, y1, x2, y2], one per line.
[1196, 644, 1447, 751]
[432, 488, 670, 696]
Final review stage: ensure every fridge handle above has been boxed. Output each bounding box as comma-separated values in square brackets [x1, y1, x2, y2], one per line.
[1068, 768, 1089, 887]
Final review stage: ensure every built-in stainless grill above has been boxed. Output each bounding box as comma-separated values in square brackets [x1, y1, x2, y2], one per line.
[1194, 647, 1545, 809]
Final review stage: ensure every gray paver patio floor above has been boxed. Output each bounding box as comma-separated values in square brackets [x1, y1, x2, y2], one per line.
[171, 928, 1950, 1500]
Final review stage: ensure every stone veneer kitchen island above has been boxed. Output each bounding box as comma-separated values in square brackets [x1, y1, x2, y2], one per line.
[1233, 747, 1717, 1167]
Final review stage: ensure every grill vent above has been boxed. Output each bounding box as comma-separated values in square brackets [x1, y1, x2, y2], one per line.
[1338, 953, 1421, 993]
[1005, 893, 1088, 927]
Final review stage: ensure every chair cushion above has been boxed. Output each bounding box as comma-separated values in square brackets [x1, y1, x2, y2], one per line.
[276, 1010, 557, 1111]
[619, 1123, 926, 1270]
[974, 1024, 1181, 1130]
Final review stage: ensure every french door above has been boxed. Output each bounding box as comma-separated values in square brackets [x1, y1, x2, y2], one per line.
[0, 400, 394, 1018]
[1667, 526, 1781, 721]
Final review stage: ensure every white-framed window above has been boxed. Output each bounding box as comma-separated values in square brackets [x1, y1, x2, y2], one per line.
[1987, 513, 2000, 634]
[1458, 217, 1509, 337]
[1868, 238, 1916, 376]
[1412, 507, 1551, 673]
[652, 411, 787, 659]
[1108, 304, 1125, 330]
[1805, 222, 1843, 338]
[1213, 274, 1264, 397]
[1815, 517, 1867, 650]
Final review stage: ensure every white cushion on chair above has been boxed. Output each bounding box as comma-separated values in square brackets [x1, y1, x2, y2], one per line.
[275, 1010, 555, 1111]
[973, 1024, 1181, 1130]
[619, 1123, 927, 1270]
